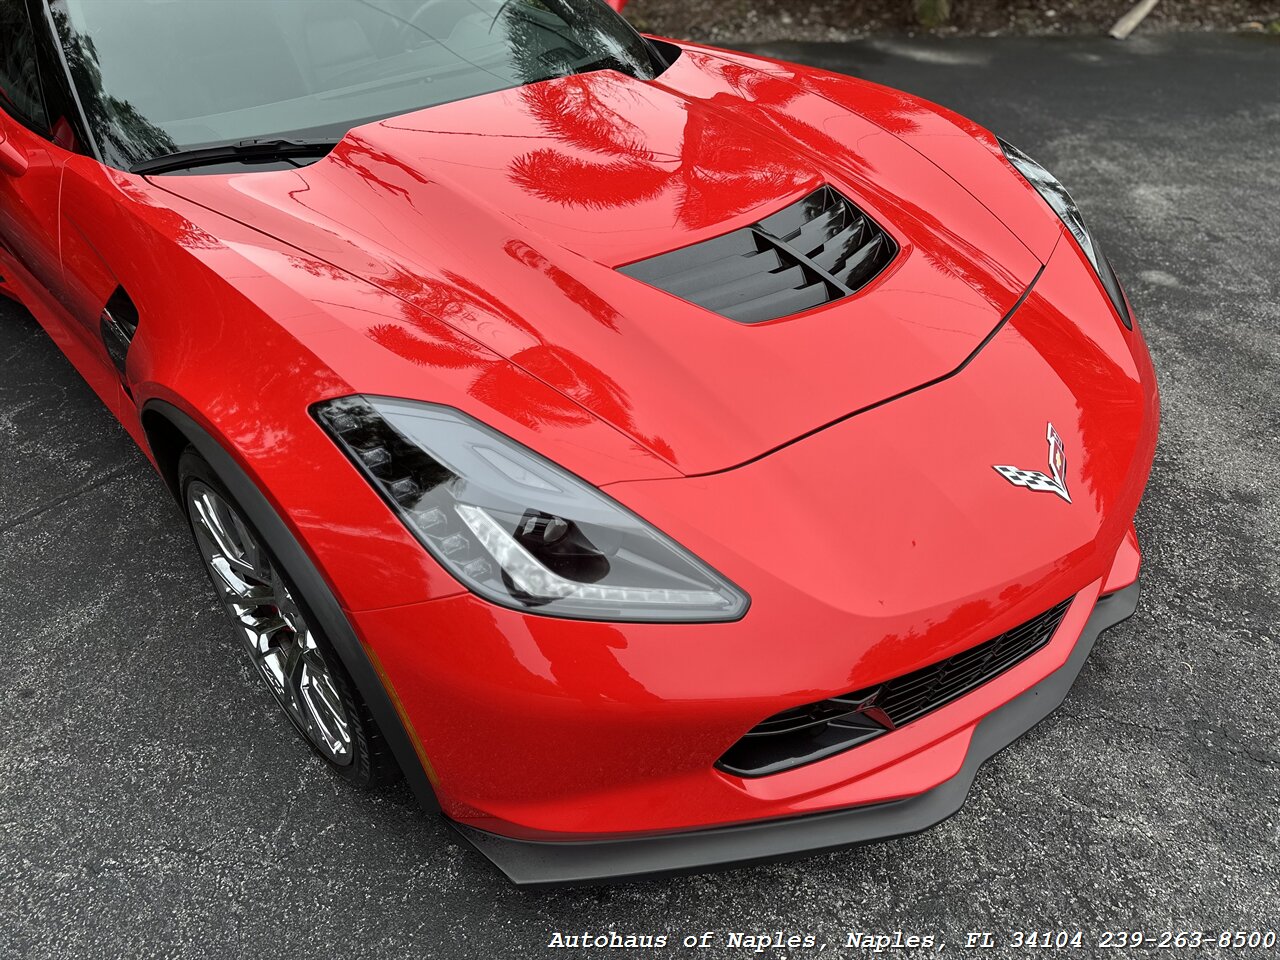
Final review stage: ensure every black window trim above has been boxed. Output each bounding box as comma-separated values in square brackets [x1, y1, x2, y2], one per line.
[29, 0, 101, 161]
[1, 0, 53, 135]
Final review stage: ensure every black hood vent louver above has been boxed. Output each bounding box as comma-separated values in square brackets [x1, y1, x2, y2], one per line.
[620, 186, 897, 324]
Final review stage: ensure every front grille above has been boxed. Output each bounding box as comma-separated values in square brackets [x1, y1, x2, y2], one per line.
[717, 597, 1075, 778]
[619, 186, 897, 324]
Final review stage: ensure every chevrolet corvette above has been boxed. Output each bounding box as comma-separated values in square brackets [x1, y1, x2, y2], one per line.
[0, 0, 1158, 885]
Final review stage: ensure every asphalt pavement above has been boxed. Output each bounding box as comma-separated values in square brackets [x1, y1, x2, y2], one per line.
[1, 32, 1278, 960]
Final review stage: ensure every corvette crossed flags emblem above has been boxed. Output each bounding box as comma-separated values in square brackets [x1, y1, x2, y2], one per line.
[993, 423, 1073, 504]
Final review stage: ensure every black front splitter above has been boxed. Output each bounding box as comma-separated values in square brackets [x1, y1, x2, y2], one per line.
[452, 582, 1141, 887]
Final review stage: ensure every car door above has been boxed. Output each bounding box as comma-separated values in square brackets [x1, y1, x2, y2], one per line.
[2, 0, 146, 421]
[0, 0, 63, 310]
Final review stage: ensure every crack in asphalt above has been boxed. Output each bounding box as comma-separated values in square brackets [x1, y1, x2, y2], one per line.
[0, 464, 138, 536]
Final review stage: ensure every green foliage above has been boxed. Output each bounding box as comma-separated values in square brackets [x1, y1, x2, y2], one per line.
[914, 0, 952, 27]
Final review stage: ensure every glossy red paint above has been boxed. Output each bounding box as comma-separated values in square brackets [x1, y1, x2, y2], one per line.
[347, 230, 1158, 838]
[2, 36, 1157, 853]
[153, 49, 1042, 477]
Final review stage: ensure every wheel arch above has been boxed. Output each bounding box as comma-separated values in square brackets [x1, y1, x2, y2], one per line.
[140, 406, 189, 501]
[140, 399, 443, 814]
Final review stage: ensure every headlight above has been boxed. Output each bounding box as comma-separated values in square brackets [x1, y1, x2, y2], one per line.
[315, 396, 749, 623]
[999, 138, 1132, 329]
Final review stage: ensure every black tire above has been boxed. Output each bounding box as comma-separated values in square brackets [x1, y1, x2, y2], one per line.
[178, 445, 400, 787]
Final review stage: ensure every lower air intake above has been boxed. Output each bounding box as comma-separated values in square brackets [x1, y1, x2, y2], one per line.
[619, 186, 897, 324]
[717, 597, 1075, 778]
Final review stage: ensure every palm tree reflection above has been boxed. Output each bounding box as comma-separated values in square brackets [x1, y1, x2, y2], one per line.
[50, 7, 178, 170]
[508, 73, 813, 230]
[502, 51, 928, 231]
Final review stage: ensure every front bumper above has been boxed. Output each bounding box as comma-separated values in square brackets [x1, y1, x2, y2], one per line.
[455, 580, 1141, 886]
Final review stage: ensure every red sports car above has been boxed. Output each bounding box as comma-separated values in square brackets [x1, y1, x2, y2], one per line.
[0, 0, 1157, 885]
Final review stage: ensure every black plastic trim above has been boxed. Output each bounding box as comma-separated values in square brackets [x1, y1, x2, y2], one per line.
[453, 580, 1141, 887]
[33, 0, 102, 163]
[141, 400, 441, 814]
[717, 596, 1074, 778]
[1097, 250, 1134, 330]
[645, 37, 682, 72]
[99, 286, 138, 377]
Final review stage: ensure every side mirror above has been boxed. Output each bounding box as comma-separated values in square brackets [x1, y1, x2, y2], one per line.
[0, 122, 29, 177]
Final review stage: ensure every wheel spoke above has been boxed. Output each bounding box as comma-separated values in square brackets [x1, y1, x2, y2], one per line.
[228, 508, 273, 582]
[187, 480, 354, 767]
[283, 635, 308, 687]
[237, 582, 283, 608]
[301, 662, 350, 756]
[240, 611, 292, 652]
[309, 676, 342, 718]
[194, 493, 255, 573]
[207, 557, 267, 601]
[309, 673, 347, 729]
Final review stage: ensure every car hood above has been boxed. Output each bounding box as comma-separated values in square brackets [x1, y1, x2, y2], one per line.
[152, 47, 1041, 476]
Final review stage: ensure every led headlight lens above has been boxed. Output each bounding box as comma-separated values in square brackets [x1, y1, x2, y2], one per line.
[316, 397, 748, 623]
[999, 139, 1132, 328]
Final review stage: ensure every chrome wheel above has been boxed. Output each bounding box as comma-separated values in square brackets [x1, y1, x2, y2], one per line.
[186, 480, 353, 766]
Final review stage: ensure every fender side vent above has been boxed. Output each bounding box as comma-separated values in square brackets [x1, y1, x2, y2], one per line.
[717, 597, 1075, 778]
[619, 186, 897, 324]
[100, 287, 139, 377]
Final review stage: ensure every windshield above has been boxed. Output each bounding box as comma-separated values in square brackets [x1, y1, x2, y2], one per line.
[50, 0, 662, 171]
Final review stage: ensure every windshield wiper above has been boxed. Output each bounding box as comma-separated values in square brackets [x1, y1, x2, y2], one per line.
[130, 138, 341, 175]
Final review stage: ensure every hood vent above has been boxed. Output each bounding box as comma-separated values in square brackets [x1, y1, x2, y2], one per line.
[620, 186, 897, 324]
